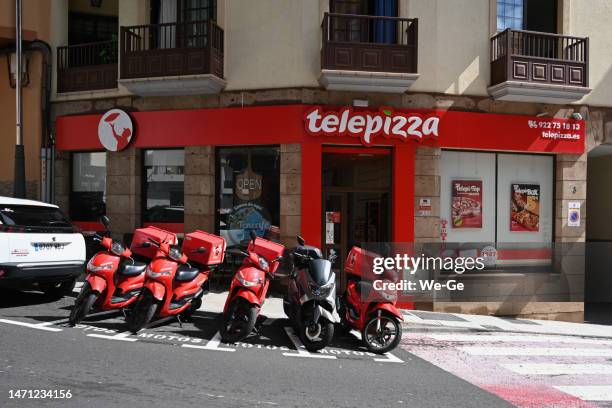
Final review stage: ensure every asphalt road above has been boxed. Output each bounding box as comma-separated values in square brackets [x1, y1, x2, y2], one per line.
[0, 289, 511, 408]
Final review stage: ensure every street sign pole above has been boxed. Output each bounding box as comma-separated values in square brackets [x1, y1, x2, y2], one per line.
[13, 0, 26, 198]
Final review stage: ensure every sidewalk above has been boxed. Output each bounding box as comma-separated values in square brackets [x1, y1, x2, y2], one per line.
[199, 290, 612, 339]
[400, 309, 612, 339]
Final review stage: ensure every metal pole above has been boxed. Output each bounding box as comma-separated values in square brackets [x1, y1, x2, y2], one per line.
[13, 0, 26, 198]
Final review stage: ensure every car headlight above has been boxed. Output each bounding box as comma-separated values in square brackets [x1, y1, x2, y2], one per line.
[237, 274, 260, 287]
[258, 256, 269, 272]
[87, 259, 113, 272]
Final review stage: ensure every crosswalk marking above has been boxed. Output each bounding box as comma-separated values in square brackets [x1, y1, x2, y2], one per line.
[427, 333, 612, 345]
[459, 346, 612, 357]
[503, 363, 612, 375]
[553, 385, 612, 401]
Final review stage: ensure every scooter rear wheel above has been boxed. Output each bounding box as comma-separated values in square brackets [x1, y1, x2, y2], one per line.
[220, 298, 257, 343]
[69, 286, 97, 327]
[127, 291, 157, 334]
[362, 313, 401, 354]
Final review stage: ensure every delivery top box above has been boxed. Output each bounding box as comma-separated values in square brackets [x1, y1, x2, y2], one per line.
[130, 226, 178, 259]
[183, 230, 226, 266]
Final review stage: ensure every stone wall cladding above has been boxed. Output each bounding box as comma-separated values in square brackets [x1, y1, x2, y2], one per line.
[280, 144, 301, 248]
[184, 146, 215, 233]
[105, 146, 141, 240]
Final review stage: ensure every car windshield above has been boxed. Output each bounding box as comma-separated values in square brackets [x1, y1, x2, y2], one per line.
[0, 205, 75, 232]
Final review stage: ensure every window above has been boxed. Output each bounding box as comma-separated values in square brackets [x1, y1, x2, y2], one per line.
[497, 0, 524, 31]
[0, 206, 73, 233]
[70, 152, 107, 222]
[143, 149, 185, 223]
[68, 13, 118, 45]
[217, 147, 280, 247]
[440, 151, 553, 243]
[330, 0, 398, 44]
[496, 0, 557, 33]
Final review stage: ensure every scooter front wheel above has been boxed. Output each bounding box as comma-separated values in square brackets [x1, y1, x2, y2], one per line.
[68, 286, 97, 327]
[362, 313, 402, 354]
[300, 319, 334, 352]
[127, 291, 157, 334]
[220, 298, 257, 343]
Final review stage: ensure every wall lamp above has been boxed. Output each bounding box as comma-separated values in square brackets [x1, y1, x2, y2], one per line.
[6, 52, 30, 88]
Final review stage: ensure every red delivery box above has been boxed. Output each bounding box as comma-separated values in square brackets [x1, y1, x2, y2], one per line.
[248, 237, 285, 273]
[344, 246, 397, 282]
[130, 226, 178, 259]
[183, 230, 226, 266]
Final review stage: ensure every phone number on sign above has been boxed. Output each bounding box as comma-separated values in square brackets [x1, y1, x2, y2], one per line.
[8, 389, 72, 399]
[528, 119, 581, 131]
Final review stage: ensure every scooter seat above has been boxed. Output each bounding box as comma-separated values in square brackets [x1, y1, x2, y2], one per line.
[117, 261, 147, 277]
[175, 265, 200, 282]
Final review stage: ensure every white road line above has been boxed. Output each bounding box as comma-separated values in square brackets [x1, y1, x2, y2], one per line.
[182, 331, 236, 352]
[350, 330, 404, 363]
[88, 331, 138, 342]
[503, 363, 612, 375]
[554, 386, 612, 401]
[282, 327, 337, 359]
[37, 318, 70, 327]
[459, 346, 612, 357]
[427, 333, 612, 345]
[0, 319, 63, 332]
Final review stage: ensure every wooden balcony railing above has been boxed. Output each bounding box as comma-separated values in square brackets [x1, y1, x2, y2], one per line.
[57, 40, 118, 93]
[321, 12, 418, 74]
[120, 20, 223, 80]
[490, 29, 588, 87]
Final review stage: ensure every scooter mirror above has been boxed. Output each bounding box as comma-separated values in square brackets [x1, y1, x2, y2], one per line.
[250, 229, 257, 242]
[297, 235, 305, 246]
[100, 215, 111, 229]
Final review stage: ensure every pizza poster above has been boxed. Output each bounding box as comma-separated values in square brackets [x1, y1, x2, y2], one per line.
[451, 180, 483, 228]
[510, 183, 540, 232]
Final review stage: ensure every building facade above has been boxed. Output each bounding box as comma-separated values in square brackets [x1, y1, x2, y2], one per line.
[7, 0, 612, 321]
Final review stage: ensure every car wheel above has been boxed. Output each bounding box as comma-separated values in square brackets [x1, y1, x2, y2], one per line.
[40, 279, 77, 299]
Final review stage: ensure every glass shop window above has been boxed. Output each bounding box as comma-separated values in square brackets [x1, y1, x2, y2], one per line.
[217, 146, 280, 247]
[70, 152, 107, 222]
[143, 149, 185, 223]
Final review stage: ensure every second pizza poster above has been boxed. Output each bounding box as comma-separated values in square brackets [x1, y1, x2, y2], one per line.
[510, 183, 540, 232]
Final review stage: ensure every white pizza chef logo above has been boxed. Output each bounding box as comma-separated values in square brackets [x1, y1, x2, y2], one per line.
[98, 109, 133, 152]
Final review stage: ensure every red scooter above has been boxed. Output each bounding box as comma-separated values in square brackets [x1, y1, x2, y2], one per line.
[220, 230, 285, 343]
[338, 246, 403, 354]
[69, 216, 148, 326]
[127, 229, 225, 333]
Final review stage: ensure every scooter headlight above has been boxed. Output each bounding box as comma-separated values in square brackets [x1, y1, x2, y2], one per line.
[146, 265, 171, 278]
[309, 280, 334, 298]
[237, 273, 261, 287]
[87, 258, 114, 272]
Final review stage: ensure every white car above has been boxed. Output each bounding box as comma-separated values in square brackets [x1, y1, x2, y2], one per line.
[0, 196, 85, 297]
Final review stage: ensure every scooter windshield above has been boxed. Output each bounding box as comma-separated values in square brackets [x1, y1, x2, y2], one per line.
[308, 259, 333, 286]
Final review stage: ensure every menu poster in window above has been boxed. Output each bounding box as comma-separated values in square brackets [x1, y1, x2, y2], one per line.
[451, 180, 483, 228]
[510, 183, 540, 232]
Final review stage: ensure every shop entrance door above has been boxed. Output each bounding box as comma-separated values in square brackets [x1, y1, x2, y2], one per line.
[322, 148, 391, 287]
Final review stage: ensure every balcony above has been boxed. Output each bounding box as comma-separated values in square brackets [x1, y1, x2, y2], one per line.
[57, 41, 118, 93]
[320, 13, 419, 93]
[489, 29, 590, 103]
[119, 20, 225, 96]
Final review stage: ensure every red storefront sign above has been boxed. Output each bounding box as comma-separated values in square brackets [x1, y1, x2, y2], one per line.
[56, 104, 585, 154]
